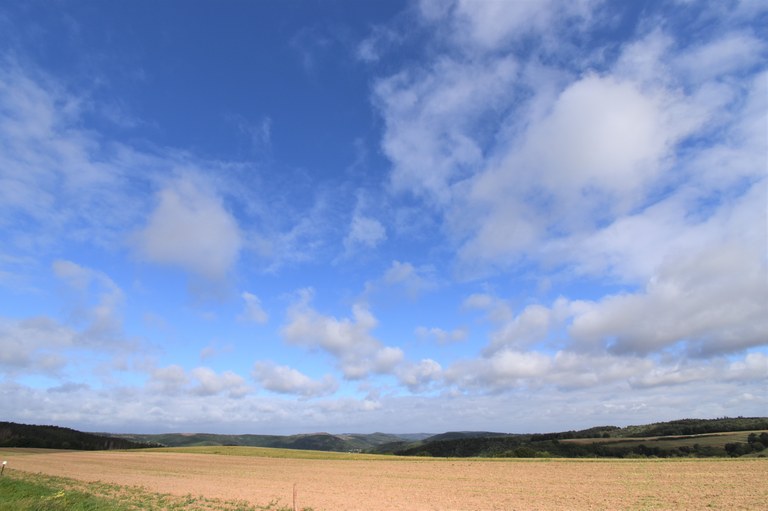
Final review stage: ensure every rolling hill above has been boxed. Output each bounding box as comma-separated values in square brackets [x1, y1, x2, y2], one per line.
[0, 422, 156, 450]
[108, 431, 426, 452]
[3, 417, 765, 457]
[386, 417, 768, 458]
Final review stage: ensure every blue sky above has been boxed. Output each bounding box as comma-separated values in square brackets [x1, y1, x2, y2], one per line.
[0, 0, 766, 435]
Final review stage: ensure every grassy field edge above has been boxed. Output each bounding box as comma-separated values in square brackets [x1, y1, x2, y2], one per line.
[0, 470, 312, 511]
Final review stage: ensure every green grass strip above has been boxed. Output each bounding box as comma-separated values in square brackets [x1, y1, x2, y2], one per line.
[0, 471, 312, 511]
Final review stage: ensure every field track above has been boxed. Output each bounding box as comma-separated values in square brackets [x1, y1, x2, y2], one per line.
[3, 448, 766, 510]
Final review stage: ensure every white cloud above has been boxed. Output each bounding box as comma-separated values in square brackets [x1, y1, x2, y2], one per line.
[356, 25, 402, 63]
[381, 260, 438, 298]
[446, 350, 553, 391]
[420, 0, 596, 51]
[0, 58, 343, 284]
[462, 293, 513, 323]
[134, 176, 242, 281]
[0, 261, 134, 379]
[569, 241, 768, 357]
[484, 304, 555, 355]
[456, 73, 698, 270]
[147, 365, 250, 399]
[556, 178, 767, 356]
[373, 346, 405, 374]
[252, 362, 338, 398]
[375, 1, 764, 286]
[415, 326, 468, 344]
[468, 182, 767, 359]
[445, 348, 703, 393]
[629, 353, 768, 389]
[281, 289, 404, 379]
[191, 367, 250, 398]
[374, 56, 517, 203]
[674, 32, 767, 82]
[445, 0, 555, 48]
[1, 0, 766, 436]
[397, 358, 442, 392]
[148, 364, 189, 395]
[238, 292, 268, 324]
[52, 260, 125, 343]
[343, 213, 387, 253]
[522, 76, 669, 197]
[0, 61, 146, 252]
[0, 316, 72, 374]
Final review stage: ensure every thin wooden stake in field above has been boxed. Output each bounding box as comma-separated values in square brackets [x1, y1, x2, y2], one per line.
[292, 483, 297, 511]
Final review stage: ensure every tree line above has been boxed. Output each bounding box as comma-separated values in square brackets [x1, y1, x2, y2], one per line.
[0, 422, 157, 450]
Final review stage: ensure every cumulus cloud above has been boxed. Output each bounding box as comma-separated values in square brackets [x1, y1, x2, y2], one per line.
[148, 364, 189, 395]
[559, 178, 767, 357]
[252, 362, 338, 398]
[446, 350, 552, 391]
[2, 0, 766, 435]
[520, 76, 669, 196]
[445, 348, 668, 393]
[483, 304, 556, 355]
[281, 289, 404, 379]
[456, 74, 698, 269]
[375, 0, 763, 283]
[191, 367, 250, 398]
[374, 56, 517, 204]
[372, 0, 767, 375]
[134, 176, 242, 281]
[569, 242, 768, 357]
[397, 358, 442, 392]
[147, 365, 250, 398]
[467, 186, 767, 360]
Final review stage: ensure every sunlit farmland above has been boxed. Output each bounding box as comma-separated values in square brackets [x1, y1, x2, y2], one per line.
[3, 447, 766, 510]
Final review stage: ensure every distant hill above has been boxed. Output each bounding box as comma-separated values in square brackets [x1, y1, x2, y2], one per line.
[389, 417, 768, 458]
[0, 422, 156, 450]
[618, 417, 768, 438]
[5, 417, 766, 457]
[110, 431, 421, 452]
[424, 431, 509, 443]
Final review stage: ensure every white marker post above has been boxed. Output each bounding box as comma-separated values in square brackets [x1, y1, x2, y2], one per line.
[1, 461, 6, 476]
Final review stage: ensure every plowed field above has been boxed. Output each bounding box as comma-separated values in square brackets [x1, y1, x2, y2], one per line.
[4, 448, 766, 510]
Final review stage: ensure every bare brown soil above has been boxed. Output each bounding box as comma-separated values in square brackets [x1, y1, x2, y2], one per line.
[5, 449, 766, 510]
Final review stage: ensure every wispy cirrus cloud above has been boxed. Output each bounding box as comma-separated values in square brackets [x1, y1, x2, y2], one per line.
[238, 292, 269, 324]
[0, 260, 136, 379]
